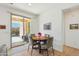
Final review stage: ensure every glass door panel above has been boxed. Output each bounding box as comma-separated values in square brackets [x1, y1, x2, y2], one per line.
[11, 15, 31, 48]
[11, 15, 24, 47]
[24, 18, 31, 34]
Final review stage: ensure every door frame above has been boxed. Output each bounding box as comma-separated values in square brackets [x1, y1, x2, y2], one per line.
[10, 13, 31, 48]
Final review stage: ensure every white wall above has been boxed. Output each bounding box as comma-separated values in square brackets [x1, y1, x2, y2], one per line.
[64, 7, 79, 49]
[39, 8, 64, 51]
[30, 15, 39, 34]
[39, 4, 79, 52]
[0, 7, 10, 48]
[0, 5, 39, 48]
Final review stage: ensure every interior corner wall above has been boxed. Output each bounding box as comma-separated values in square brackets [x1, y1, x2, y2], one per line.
[39, 9, 64, 52]
[30, 16, 39, 34]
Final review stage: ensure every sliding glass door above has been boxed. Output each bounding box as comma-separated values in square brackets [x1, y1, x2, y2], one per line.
[11, 14, 31, 48]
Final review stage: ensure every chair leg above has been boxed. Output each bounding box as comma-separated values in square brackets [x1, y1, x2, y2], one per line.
[6, 48, 8, 56]
[47, 49, 49, 56]
[27, 44, 29, 51]
[31, 47, 33, 56]
[31, 49, 32, 56]
[52, 46, 54, 56]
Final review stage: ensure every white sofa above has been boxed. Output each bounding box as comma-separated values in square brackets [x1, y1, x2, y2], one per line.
[0, 44, 7, 56]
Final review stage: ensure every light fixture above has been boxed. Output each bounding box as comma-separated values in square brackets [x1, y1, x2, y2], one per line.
[28, 3, 32, 6]
[10, 3, 14, 5]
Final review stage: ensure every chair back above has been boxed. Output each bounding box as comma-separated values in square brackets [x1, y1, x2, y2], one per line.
[47, 37, 53, 48]
[31, 34, 35, 36]
[30, 34, 35, 44]
[22, 34, 29, 42]
[45, 34, 50, 37]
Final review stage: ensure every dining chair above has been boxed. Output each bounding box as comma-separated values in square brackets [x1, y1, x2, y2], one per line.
[45, 34, 50, 37]
[28, 34, 35, 51]
[40, 37, 54, 56]
[30, 35, 40, 55]
[22, 34, 29, 43]
[43, 34, 50, 44]
[47, 37, 54, 55]
[30, 34, 38, 46]
[22, 34, 30, 52]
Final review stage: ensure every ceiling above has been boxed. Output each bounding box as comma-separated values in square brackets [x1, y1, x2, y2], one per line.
[1, 3, 79, 15]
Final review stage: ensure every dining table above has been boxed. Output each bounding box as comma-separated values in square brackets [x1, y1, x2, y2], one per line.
[32, 36, 48, 53]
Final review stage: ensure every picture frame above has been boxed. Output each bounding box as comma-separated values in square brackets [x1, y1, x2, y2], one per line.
[70, 24, 79, 30]
[0, 25, 6, 29]
[44, 22, 51, 30]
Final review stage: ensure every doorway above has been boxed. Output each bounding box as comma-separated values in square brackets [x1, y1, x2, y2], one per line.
[64, 7, 79, 55]
[11, 14, 31, 48]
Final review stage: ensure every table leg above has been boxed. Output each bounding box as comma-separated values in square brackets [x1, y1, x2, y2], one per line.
[39, 43, 41, 53]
